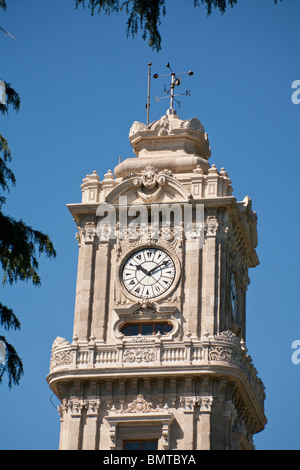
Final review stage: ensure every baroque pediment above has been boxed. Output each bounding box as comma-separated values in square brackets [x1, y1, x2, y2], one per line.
[105, 167, 191, 205]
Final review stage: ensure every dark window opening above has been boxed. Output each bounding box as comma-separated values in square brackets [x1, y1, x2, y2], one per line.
[121, 322, 172, 336]
[123, 439, 158, 450]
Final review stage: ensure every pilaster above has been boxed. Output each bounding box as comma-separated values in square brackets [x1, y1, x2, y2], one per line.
[201, 210, 219, 335]
[73, 218, 97, 340]
[90, 239, 111, 341]
[197, 396, 214, 450]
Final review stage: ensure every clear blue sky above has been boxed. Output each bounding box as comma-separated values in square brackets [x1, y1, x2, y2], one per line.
[0, 0, 299, 450]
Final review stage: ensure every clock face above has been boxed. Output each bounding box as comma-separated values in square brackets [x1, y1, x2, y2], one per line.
[230, 272, 238, 321]
[122, 248, 176, 299]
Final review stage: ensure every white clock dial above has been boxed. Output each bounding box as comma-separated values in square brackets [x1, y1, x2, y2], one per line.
[122, 248, 175, 299]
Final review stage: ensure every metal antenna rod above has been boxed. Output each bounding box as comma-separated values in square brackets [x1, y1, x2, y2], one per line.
[146, 61, 152, 126]
[166, 62, 177, 110]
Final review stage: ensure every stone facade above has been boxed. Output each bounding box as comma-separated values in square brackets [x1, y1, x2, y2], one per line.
[47, 110, 266, 450]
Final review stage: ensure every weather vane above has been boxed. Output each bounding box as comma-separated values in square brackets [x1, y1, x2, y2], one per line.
[145, 62, 194, 125]
[153, 62, 193, 114]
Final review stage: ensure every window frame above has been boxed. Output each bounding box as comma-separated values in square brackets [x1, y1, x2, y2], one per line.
[120, 321, 173, 337]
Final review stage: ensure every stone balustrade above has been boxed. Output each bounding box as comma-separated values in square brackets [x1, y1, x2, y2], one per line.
[49, 330, 265, 410]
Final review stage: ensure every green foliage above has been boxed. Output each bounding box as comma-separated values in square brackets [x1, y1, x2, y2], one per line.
[0, 304, 23, 389]
[0, 135, 15, 205]
[0, 303, 20, 331]
[75, 0, 283, 51]
[0, 335, 23, 389]
[0, 82, 21, 116]
[0, 212, 56, 286]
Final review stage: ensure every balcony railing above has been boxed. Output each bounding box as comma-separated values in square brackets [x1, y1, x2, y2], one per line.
[49, 330, 265, 409]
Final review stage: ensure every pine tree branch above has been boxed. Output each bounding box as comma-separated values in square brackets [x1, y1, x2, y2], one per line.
[0, 335, 23, 388]
[0, 302, 21, 330]
[74, 0, 283, 51]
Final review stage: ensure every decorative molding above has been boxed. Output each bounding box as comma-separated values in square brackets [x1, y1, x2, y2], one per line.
[48, 331, 266, 410]
[209, 346, 242, 367]
[205, 209, 219, 237]
[180, 395, 214, 413]
[75, 215, 97, 246]
[214, 330, 241, 345]
[132, 167, 167, 203]
[50, 337, 71, 371]
[57, 397, 100, 419]
[106, 167, 191, 205]
[199, 396, 214, 413]
[116, 395, 160, 414]
[123, 347, 155, 364]
[106, 394, 173, 450]
[50, 349, 72, 371]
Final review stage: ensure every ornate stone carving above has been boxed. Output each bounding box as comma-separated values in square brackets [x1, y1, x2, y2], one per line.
[82, 221, 96, 244]
[127, 335, 153, 343]
[50, 350, 71, 371]
[127, 395, 154, 413]
[205, 209, 219, 237]
[50, 337, 71, 371]
[51, 336, 70, 349]
[123, 347, 155, 363]
[129, 121, 147, 136]
[113, 394, 169, 415]
[87, 399, 101, 416]
[132, 166, 167, 202]
[215, 330, 241, 345]
[180, 118, 204, 133]
[69, 398, 87, 416]
[209, 346, 242, 366]
[199, 396, 214, 413]
[180, 396, 199, 412]
[76, 216, 97, 245]
[57, 398, 100, 419]
[180, 395, 214, 413]
[96, 220, 112, 242]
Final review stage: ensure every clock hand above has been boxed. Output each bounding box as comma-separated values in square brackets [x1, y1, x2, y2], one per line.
[137, 265, 149, 275]
[147, 260, 169, 276]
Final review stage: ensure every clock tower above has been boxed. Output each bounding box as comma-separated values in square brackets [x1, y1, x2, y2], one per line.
[47, 108, 266, 450]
